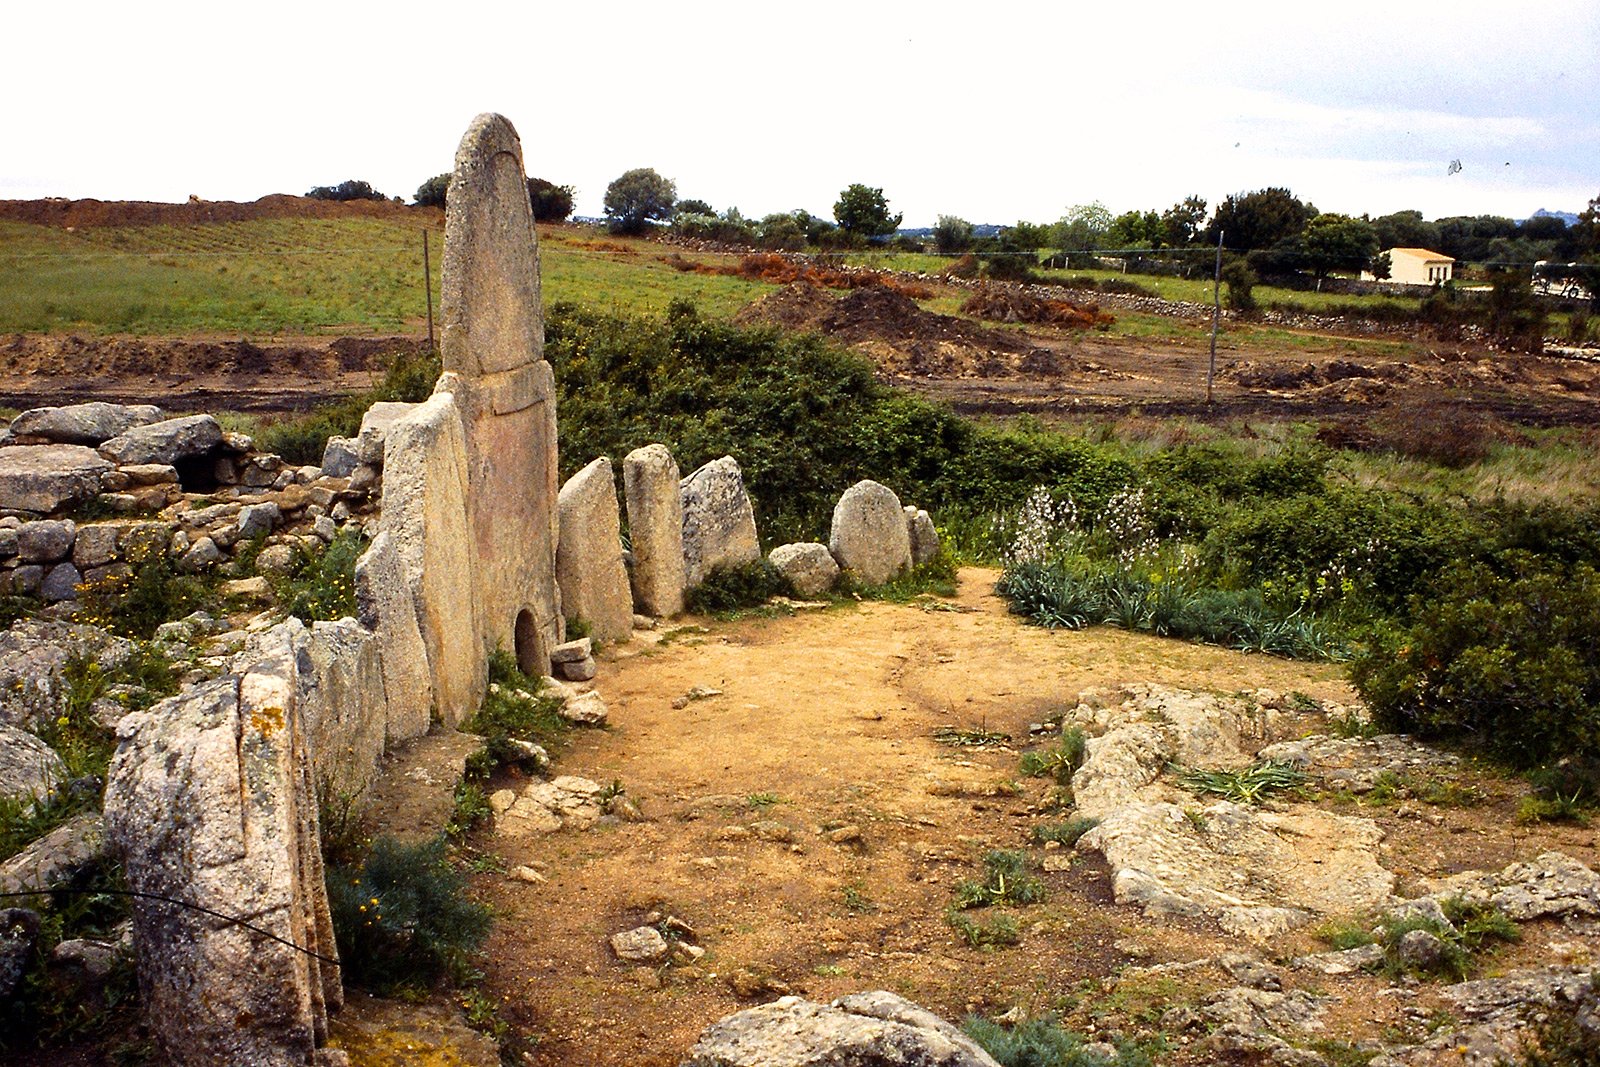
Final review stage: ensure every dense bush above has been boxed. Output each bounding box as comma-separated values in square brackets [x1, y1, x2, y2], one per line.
[1353, 556, 1600, 767]
[527, 177, 574, 223]
[254, 346, 440, 465]
[326, 835, 491, 994]
[307, 180, 387, 202]
[414, 173, 450, 208]
[685, 560, 792, 614]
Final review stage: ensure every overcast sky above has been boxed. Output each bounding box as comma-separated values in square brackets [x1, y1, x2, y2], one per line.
[3, 1, 1595, 227]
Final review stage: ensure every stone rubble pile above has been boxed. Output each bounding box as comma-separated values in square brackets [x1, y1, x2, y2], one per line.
[0, 402, 389, 604]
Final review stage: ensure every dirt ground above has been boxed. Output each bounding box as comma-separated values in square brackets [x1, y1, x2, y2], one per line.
[461, 569, 1597, 1066]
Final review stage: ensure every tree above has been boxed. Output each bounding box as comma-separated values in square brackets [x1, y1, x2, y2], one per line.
[603, 167, 676, 235]
[757, 213, 806, 251]
[1300, 213, 1380, 283]
[307, 179, 387, 202]
[1106, 209, 1163, 250]
[414, 173, 450, 208]
[527, 178, 575, 223]
[1161, 196, 1208, 247]
[1206, 187, 1317, 250]
[833, 184, 902, 239]
[932, 215, 975, 254]
[675, 198, 714, 217]
[1371, 210, 1439, 252]
[1053, 202, 1112, 250]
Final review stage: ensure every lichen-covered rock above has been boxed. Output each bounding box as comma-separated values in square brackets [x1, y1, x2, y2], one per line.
[904, 506, 940, 565]
[680, 991, 1001, 1067]
[610, 926, 670, 963]
[0, 723, 66, 802]
[8, 402, 162, 446]
[624, 444, 686, 617]
[17, 519, 76, 563]
[99, 414, 222, 466]
[556, 457, 634, 644]
[829, 480, 912, 587]
[0, 444, 112, 514]
[0, 812, 104, 894]
[680, 456, 760, 590]
[1423, 851, 1600, 921]
[768, 542, 839, 597]
[104, 633, 340, 1067]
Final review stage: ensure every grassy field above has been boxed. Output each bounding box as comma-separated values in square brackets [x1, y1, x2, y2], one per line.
[0, 219, 770, 334]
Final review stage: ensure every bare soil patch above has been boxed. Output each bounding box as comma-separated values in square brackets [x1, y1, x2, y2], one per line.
[467, 569, 1595, 1066]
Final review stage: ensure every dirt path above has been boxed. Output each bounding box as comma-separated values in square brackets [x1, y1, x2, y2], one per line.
[472, 568, 1358, 1065]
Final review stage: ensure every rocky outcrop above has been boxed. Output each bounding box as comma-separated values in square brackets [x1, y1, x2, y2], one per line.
[624, 444, 686, 617]
[1069, 685, 1395, 940]
[829, 480, 912, 586]
[0, 812, 104, 895]
[680, 456, 760, 589]
[680, 991, 1001, 1067]
[768, 542, 839, 597]
[556, 458, 633, 644]
[105, 628, 340, 1067]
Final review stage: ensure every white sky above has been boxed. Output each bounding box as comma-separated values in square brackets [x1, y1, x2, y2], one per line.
[2, 0, 1596, 227]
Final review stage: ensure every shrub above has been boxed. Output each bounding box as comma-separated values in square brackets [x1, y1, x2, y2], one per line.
[414, 173, 450, 208]
[1221, 259, 1257, 313]
[254, 346, 440, 465]
[963, 1014, 1153, 1067]
[1352, 555, 1600, 767]
[76, 538, 213, 639]
[461, 650, 569, 771]
[953, 850, 1046, 909]
[1032, 817, 1099, 848]
[946, 910, 1021, 948]
[273, 530, 367, 622]
[527, 177, 574, 222]
[1020, 728, 1086, 785]
[685, 560, 793, 614]
[326, 835, 491, 994]
[307, 179, 387, 202]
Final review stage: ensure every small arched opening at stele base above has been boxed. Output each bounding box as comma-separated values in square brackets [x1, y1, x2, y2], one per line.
[514, 608, 545, 678]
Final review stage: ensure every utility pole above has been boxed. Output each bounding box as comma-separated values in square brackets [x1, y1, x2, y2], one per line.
[1207, 230, 1223, 405]
[422, 229, 436, 352]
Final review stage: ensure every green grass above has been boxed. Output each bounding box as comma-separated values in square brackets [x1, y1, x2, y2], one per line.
[0, 219, 771, 334]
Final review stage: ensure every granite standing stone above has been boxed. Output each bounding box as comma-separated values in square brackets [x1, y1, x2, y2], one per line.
[556, 457, 634, 644]
[829, 480, 912, 586]
[439, 112, 562, 682]
[623, 444, 686, 617]
[679, 456, 760, 589]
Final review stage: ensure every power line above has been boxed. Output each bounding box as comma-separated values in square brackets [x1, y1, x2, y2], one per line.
[0, 887, 340, 966]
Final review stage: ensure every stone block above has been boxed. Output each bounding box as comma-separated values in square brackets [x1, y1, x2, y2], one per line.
[0, 445, 112, 514]
[99, 415, 222, 467]
[829, 481, 912, 586]
[768, 542, 840, 597]
[556, 458, 633, 644]
[71, 524, 122, 569]
[680, 455, 760, 590]
[17, 519, 75, 563]
[623, 444, 685, 617]
[8, 402, 164, 446]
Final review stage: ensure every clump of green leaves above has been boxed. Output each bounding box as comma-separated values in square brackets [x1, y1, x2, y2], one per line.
[963, 1013, 1154, 1067]
[326, 835, 491, 994]
[954, 850, 1046, 909]
[946, 910, 1022, 949]
[75, 538, 214, 639]
[1031, 817, 1099, 848]
[446, 781, 492, 838]
[685, 560, 793, 615]
[1178, 761, 1307, 805]
[1021, 728, 1087, 785]
[1353, 556, 1600, 769]
[274, 530, 367, 622]
[1375, 898, 1521, 981]
[462, 650, 569, 773]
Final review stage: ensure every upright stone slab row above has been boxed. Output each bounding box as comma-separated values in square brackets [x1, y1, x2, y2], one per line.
[679, 455, 760, 589]
[439, 112, 562, 683]
[623, 444, 686, 617]
[556, 458, 634, 644]
[829, 480, 912, 586]
[105, 624, 342, 1067]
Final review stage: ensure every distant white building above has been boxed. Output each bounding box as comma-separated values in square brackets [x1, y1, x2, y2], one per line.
[1365, 247, 1455, 286]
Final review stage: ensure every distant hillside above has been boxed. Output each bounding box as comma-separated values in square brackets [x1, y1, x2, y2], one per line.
[1528, 207, 1579, 226]
[0, 195, 435, 229]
